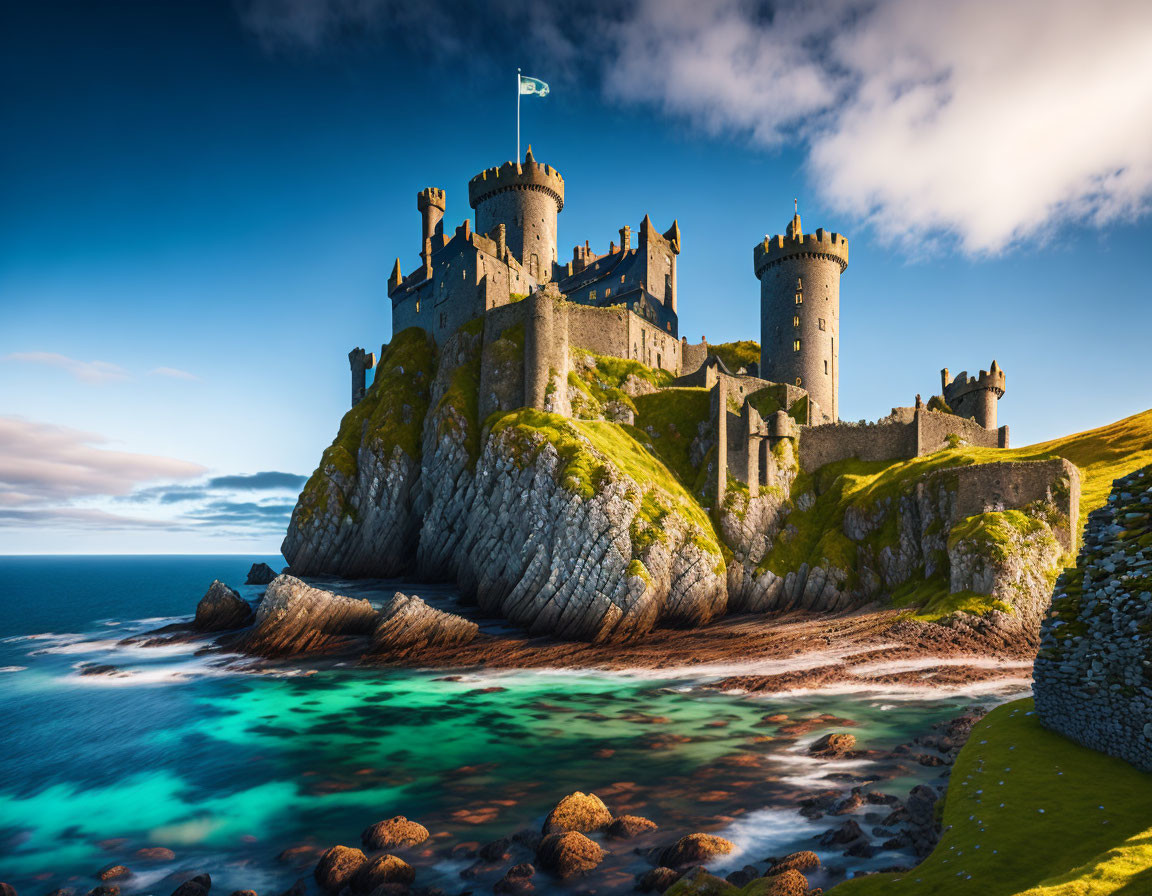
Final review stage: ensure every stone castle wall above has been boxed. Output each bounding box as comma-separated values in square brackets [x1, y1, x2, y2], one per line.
[474, 188, 560, 280]
[567, 303, 681, 373]
[680, 339, 709, 377]
[1034, 465, 1152, 772]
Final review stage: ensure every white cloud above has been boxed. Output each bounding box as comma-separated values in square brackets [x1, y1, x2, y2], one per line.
[4, 352, 132, 383]
[149, 366, 200, 381]
[604, 0, 1152, 253]
[0, 416, 207, 505]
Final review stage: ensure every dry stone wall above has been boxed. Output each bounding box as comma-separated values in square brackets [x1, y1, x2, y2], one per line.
[1034, 465, 1152, 772]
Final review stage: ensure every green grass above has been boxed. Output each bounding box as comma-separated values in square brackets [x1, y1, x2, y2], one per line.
[633, 388, 711, 489]
[891, 575, 1013, 622]
[828, 698, 1152, 896]
[709, 340, 760, 373]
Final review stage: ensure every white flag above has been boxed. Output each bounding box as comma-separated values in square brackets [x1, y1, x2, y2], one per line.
[519, 75, 550, 97]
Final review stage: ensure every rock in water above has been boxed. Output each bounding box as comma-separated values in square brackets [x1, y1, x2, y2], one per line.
[535, 832, 605, 878]
[637, 867, 681, 892]
[767, 851, 819, 875]
[368, 594, 478, 657]
[194, 581, 253, 632]
[313, 846, 366, 893]
[757, 869, 810, 895]
[809, 732, 856, 757]
[349, 855, 414, 892]
[360, 816, 430, 850]
[241, 576, 378, 657]
[96, 867, 130, 882]
[170, 875, 210, 896]
[659, 833, 735, 868]
[606, 814, 658, 839]
[245, 563, 277, 585]
[542, 791, 613, 834]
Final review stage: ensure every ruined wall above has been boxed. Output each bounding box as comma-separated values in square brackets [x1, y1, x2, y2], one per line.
[799, 418, 919, 471]
[916, 409, 1006, 454]
[1034, 465, 1152, 772]
[681, 339, 709, 377]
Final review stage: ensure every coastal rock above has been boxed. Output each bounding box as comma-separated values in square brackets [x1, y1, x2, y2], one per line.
[314, 846, 366, 893]
[535, 832, 605, 878]
[349, 855, 414, 892]
[819, 819, 864, 847]
[659, 834, 735, 868]
[170, 875, 210, 896]
[361, 816, 430, 851]
[96, 866, 131, 882]
[193, 581, 253, 632]
[494, 863, 535, 895]
[135, 848, 176, 861]
[241, 576, 378, 657]
[767, 851, 819, 875]
[245, 563, 277, 585]
[368, 594, 478, 657]
[757, 869, 810, 896]
[0, 885, 15, 896]
[809, 732, 856, 758]
[542, 791, 613, 834]
[637, 867, 682, 892]
[606, 814, 658, 839]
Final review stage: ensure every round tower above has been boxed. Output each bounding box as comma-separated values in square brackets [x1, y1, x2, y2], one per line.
[468, 146, 564, 283]
[753, 210, 849, 422]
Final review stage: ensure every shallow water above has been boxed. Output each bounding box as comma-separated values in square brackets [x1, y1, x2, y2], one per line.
[0, 557, 1030, 894]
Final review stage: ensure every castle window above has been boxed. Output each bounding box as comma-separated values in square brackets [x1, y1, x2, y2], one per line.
[824, 360, 829, 374]
[665, 272, 672, 296]
[795, 293, 803, 305]
[796, 278, 803, 289]
[818, 318, 826, 330]
[620, 274, 625, 283]
[415, 300, 420, 313]
[796, 377, 802, 386]
[529, 253, 539, 278]
[605, 287, 611, 297]
[793, 339, 801, 352]
[590, 289, 597, 301]
[793, 315, 800, 328]
[666, 322, 671, 332]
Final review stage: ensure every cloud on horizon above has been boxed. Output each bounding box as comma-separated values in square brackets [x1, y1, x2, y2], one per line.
[237, 0, 1152, 254]
[0, 416, 207, 506]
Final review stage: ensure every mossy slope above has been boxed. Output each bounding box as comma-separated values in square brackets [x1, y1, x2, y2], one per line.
[829, 698, 1152, 896]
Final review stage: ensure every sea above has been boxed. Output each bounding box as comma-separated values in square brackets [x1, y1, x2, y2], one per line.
[0, 556, 1031, 894]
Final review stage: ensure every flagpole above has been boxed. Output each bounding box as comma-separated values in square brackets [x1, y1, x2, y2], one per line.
[516, 67, 521, 160]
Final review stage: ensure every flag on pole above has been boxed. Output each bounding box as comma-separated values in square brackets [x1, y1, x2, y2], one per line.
[519, 75, 550, 97]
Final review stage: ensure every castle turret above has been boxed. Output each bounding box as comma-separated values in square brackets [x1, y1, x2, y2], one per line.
[468, 146, 564, 283]
[754, 208, 849, 422]
[417, 187, 446, 266]
[941, 361, 1006, 430]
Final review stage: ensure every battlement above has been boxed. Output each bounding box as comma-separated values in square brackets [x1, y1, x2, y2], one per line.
[468, 146, 565, 211]
[942, 360, 1006, 401]
[754, 227, 849, 275]
[417, 187, 446, 212]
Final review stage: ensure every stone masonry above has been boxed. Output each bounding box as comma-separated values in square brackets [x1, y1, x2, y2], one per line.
[1034, 465, 1152, 772]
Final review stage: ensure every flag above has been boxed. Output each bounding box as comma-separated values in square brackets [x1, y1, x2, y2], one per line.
[519, 75, 550, 97]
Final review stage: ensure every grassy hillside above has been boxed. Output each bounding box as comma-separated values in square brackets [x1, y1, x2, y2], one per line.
[1024, 408, 1152, 529]
[829, 699, 1152, 896]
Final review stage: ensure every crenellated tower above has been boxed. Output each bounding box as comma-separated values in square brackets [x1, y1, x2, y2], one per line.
[941, 361, 1006, 430]
[417, 187, 446, 269]
[754, 210, 848, 422]
[468, 146, 564, 283]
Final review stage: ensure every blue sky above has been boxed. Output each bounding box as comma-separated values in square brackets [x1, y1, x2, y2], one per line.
[2, 0, 1150, 553]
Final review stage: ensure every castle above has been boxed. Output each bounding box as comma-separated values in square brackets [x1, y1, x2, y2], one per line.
[349, 150, 1011, 491]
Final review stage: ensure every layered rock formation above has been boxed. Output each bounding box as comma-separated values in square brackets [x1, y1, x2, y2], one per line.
[241, 576, 379, 657]
[1034, 464, 1152, 771]
[283, 326, 1077, 645]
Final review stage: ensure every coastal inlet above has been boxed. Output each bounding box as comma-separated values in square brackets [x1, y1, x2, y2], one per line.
[0, 556, 1025, 895]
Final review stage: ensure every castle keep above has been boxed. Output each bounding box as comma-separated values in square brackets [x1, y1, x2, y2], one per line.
[359, 150, 1014, 486]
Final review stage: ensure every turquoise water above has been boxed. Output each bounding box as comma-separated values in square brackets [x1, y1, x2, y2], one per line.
[0, 557, 1025, 894]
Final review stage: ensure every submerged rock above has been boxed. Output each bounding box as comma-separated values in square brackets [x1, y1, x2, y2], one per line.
[313, 846, 366, 893]
[767, 851, 819, 876]
[194, 581, 253, 632]
[535, 832, 605, 878]
[0, 885, 16, 896]
[96, 866, 131, 882]
[169, 875, 210, 896]
[245, 563, 278, 585]
[360, 816, 430, 851]
[809, 732, 856, 758]
[242, 576, 378, 657]
[659, 834, 735, 868]
[134, 848, 176, 862]
[542, 791, 613, 835]
[368, 594, 478, 656]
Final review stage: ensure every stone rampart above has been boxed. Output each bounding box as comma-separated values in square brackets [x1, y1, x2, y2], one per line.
[1034, 465, 1152, 772]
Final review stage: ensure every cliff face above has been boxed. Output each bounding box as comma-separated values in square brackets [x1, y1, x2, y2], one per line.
[1034, 464, 1152, 771]
[284, 326, 1075, 644]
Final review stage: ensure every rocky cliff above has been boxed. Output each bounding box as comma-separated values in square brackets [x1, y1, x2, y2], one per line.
[284, 326, 1077, 645]
[1034, 464, 1152, 771]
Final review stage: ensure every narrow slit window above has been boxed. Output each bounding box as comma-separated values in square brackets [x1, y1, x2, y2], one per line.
[793, 339, 801, 352]
[818, 318, 826, 331]
[824, 360, 829, 374]
[793, 315, 800, 328]
[795, 293, 803, 305]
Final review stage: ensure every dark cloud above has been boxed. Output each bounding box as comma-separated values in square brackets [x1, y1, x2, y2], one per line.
[207, 471, 307, 491]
